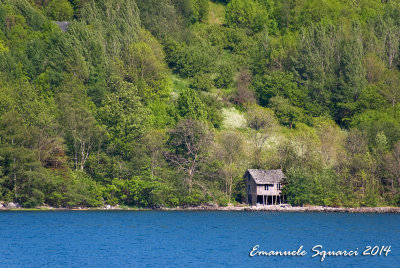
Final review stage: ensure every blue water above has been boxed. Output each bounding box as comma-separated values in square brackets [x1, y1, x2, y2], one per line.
[0, 211, 399, 267]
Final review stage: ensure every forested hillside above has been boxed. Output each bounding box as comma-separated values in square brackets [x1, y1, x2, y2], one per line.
[1, 0, 400, 208]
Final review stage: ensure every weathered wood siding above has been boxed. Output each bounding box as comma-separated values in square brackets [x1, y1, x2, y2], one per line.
[245, 172, 257, 206]
[257, 184, 282, 195]
[244, 170, 285, 206]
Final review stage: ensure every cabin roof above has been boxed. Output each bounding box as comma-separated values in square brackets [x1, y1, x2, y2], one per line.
[246, 169, 285, 184]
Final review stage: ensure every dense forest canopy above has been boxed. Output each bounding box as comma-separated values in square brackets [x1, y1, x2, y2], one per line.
[1, 0, 400, 207]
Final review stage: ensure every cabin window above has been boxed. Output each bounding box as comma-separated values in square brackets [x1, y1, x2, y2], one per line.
[277, 183, 281, 190]
[264, 184, 273, 190]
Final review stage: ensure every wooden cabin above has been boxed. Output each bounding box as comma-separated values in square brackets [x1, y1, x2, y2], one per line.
[244, 169, 286, 206]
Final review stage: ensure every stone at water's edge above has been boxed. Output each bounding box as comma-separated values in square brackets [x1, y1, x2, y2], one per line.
[160, 205, 400, 213]
[0, 201, 20, 209]
[0, 202, 398, 212]
[5, 202, 20, 208]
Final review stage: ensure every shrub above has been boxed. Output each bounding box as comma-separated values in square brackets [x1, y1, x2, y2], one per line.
[46, 0, 74, 21]
[214, 64, 234, 88]
[189, 73, 213, 92]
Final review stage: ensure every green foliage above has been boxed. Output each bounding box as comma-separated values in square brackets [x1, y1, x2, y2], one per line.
[189, 73, 214, 92]
[352, 107, 400, 150]
[62, 172, 103, 208]
[136, 0, 185, 39]
[0, 111, 39, 204]
[200, 93, 224, 128]
[254, 71, 306, 107]
[269, 96, 304, 128]
[214, 64, 234, 88]
[79, 0, 141, 59]
[165, 119, 213, 194]
[46, 0, 74, 21]
[246, 105, 277, 131]
[1, 0, 400, 208]
[98, 82, 151, 158]
[191, 0, 210, 23]
[225, 0, 269, 32]
[148, 98, 176, 128]
[164, 40, 214, 78]
[284, 167, 342, 207]
[124, 35, 170, 100]
[177, 88, 208, 120]
[103, 177, 157, 207]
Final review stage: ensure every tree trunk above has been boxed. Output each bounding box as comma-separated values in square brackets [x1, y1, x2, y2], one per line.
[228, 175, 232, 202]
[75, 143, 78, 171]
[12, 138, 17, 199]
[187, 158, 197, 193]
[151, 151, 155, 180]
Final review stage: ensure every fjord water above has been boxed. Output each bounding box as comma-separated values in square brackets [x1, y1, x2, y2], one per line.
[0, 212, 399, 267]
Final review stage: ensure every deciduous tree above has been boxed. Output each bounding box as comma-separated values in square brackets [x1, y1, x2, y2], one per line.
[164, 119, 213, 192]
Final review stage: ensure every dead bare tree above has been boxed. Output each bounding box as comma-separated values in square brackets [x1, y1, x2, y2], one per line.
[142, 129, 165, 179]
[164, 119, 213, 192]
[234, 69, 256, 105]
[385, 141, 400, 189]
[215, 131, 244, 201]
[381, 70, 400, 107]
[58, 94, 103, 171]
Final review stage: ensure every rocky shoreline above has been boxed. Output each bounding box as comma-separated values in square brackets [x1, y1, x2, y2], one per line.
[160, 205, 400, 213]
[1, 202, 400, 213]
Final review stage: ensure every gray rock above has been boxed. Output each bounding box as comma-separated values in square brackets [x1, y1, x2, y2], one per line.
[6, 202, 20, 208]
[206, 202, 219, 208]
[54, 21, 70, 32]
